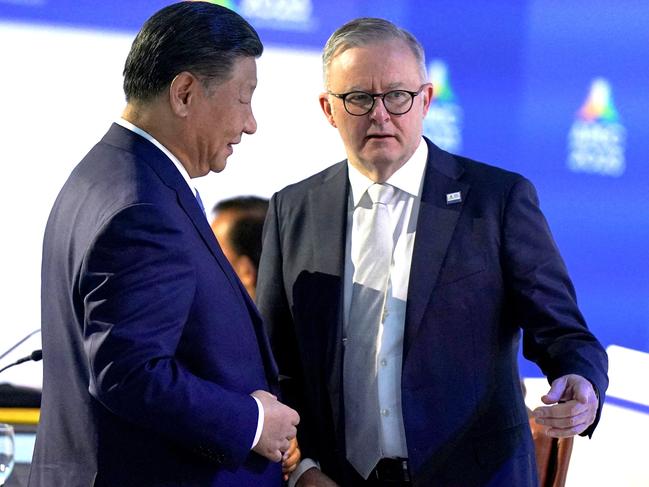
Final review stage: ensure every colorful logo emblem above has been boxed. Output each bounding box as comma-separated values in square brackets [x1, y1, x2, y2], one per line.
[200, 0, 313, 30]
[423, 60, 463, 153]
[201, 0, 238, 9]
[240, 0, 313, 30]
[567, 78, 626, 176]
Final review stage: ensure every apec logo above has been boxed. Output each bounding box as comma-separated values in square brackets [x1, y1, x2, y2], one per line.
[423, 60, 463, 154]
[242, 0, 313, 30]
[206, 0, 313, 30]
[567, 78, 626, 177]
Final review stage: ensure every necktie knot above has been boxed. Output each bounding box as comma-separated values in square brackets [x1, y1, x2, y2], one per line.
[367, 183, 392, 206]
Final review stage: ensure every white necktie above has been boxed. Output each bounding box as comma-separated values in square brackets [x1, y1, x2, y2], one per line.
[344, 183, 394, 479]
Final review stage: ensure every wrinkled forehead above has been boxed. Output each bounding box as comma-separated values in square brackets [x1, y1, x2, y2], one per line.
[327, 40, 424, 88]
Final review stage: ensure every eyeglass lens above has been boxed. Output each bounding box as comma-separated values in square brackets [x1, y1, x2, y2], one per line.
[345, 90, 414, 115]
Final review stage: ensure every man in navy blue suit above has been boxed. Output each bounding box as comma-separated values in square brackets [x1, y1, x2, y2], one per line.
[30, 3, 298, 486]
[256, 18, 608, 487]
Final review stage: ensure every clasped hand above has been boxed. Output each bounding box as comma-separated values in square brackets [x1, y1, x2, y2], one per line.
[251, 390, 300, 463]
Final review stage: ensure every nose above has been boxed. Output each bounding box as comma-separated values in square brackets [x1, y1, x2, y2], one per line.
[244, 107, 257, 135]
[368, 96, 390, 123]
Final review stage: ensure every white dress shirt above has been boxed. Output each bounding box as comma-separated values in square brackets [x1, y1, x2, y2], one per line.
[344, 137, 428, 459]
[290, 140, 428, 486]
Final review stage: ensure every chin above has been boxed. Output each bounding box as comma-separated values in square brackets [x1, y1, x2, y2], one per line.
[210, 158, 228, 173]
[363, 149, 398, 164]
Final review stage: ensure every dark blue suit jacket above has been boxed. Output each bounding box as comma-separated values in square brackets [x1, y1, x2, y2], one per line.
[30, 124, 281, 487]
[256, 138, 608, 487]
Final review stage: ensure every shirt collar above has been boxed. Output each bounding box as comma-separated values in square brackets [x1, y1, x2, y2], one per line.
[115, 118, 195, 195]
[347, 137, 428, 207]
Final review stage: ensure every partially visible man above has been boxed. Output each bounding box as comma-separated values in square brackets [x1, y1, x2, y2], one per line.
[31, 3, 298, 486]
[257, 17, 608, 487]
[211, 196, 269, 301]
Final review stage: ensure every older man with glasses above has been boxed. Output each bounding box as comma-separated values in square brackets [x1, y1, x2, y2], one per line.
[257, 17, 608, 487]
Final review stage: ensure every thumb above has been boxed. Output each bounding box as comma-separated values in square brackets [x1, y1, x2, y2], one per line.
[541, 376, 567, 405]
[572, 378, 595, 404]
[251, 389, 278, 401]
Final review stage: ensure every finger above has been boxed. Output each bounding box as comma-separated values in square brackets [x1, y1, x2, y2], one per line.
[546, 417, 592, 438]
[279, 438, 291, 454]
[541, 376, 568, 405]
[283, 448, 299, 465]
[282, 455, 298, 473]
[534, 399, 590, 420]
[291, 410, 300, 425]
[284, 439, 296, 457]
[285, 426, 297, 440]
[268, 449, 283, 463]
[537, 409, 595, 434]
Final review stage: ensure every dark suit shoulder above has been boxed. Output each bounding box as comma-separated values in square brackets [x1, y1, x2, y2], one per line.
[458, 155, 523, 181]
[425, 137, 528, 194]
[274, 160, 347, 201]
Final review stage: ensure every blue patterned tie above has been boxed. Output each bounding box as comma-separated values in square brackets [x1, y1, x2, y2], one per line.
[195, 189, 206, 215]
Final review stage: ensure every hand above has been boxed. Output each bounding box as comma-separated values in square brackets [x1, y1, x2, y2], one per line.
[282, 437, 301, 481]
[251, 390, 300, 462]
[296, 467, 339, 487]
[532, 374, 599, 438]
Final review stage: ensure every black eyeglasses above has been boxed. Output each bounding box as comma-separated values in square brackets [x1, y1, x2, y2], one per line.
[328, 84, 428, 116]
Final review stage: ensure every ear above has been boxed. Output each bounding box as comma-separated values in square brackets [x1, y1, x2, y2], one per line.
[319, 92, 337, 128]
[233, 255, 258, 293]
[421, 82, 434, 116]
[169, 71, 200, 118]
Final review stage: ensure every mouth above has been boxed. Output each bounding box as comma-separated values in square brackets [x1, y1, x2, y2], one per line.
[365, 134, 395, 141]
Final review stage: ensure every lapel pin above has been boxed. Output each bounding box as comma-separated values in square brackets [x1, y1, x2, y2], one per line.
[446, 191, 462, 205]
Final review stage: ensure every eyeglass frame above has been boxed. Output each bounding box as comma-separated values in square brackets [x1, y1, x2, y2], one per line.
[327, 83, 430, 116]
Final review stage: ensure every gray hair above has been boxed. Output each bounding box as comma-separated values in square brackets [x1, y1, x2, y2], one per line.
[322, 17, 427, 87]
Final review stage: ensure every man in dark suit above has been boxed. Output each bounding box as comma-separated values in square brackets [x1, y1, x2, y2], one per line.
[30, 3, 299, 486]
[256, 18, 608, 487]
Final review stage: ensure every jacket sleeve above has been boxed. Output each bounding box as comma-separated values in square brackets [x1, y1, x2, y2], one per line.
[502, 177, 609, 436]
[80, 202, 259, 468]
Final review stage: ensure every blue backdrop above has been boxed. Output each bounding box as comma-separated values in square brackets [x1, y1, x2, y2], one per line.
[2, 0, 647, 376]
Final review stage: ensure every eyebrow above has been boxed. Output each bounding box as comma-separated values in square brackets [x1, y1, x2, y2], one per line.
[344, 82, 407, 92]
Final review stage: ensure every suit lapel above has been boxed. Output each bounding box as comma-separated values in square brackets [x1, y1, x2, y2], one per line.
[175, 184, 274, 371]
[175, 186, 249, 297]
[404, 140, 470, 360]
[308, 163, 349, 275]
[105, 124, 250, 300]
[103, 124, 276, 384]
[307, 162, 348, 437]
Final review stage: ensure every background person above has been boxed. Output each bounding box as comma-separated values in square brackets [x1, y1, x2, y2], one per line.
[211, 196, 269, 301]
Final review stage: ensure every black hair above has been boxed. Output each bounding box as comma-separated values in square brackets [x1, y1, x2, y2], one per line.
[229, 215, 265, 270]
[213, 196, 269, 269]
[123, 1, 263, 102]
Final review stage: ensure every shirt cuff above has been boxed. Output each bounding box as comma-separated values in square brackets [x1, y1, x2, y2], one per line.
[288, 458, 320, 487]
[251, 396, 264, 449]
